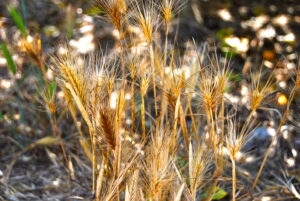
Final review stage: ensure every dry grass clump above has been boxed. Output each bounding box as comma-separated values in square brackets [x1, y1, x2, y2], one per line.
[48, 0, 300, 200]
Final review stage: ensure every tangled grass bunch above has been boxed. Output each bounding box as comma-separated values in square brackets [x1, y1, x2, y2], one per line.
[49, 0, 300, 200]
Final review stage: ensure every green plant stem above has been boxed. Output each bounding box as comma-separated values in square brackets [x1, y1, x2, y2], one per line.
[20, 0, 27, 26]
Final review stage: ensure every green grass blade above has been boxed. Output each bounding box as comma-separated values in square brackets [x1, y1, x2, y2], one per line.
[212, 187, 227, 200]
[8, 6, 27, 37]
[0, 112, 6, 122]
[201, 187, 228, 200]
[49, 80, 57, 98]
[1, 43, 17, 75]
[20, 0, 27, 26]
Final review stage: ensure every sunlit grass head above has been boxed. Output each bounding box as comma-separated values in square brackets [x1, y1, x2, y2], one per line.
[160, 0, 186, 23]
[250, 67, 275, 110]
[96, 0, 127, 31]
[131, 1, 160, 44]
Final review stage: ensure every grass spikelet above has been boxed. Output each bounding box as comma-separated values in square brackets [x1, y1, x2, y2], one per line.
[125, 169, 140, 201]
[132, 2, 159, 44]
[144, 127, 176, 200]
[188, 143, 211, 201]
[161, 0, 174, 24]
[198, 62, 228, 115]
[250, 68, 274, 111]
[140, 74, 150, 97]
[131, 2, 161, 116]
[20, 34, 46, 76]
[51, 52, 85, 102]
[165, 67, 186, 112]
[98, 106, 117, 150]
[51, 51, 91, 127]
[96, 0, 126, 31]
[160, 0, 186, 24]
[51, 51, 117, 195]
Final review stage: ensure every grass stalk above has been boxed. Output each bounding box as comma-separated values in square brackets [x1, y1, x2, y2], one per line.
[119, 39, 126, 87]
[92, 130, 97, 195]
[149, 44, 158, 117]
[231, 158, 236, 201]
[130, 80, 136, 132]
[179, 104, 189, 150]
[252, 85, 298, 189]
[187, 97, 198, 142]
[164, 22, 169, 66]
[141, 93, 146, 139]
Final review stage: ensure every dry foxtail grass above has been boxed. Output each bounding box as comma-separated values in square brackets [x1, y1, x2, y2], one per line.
[50, 0, 300, 200]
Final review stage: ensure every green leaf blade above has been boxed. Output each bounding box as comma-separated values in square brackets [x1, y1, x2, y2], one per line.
[1, 43, 17, 75]
[49, 80, 57, 98]
[201, 187, 228, 200]
[212, 187, 227, 200]
[8, 6, 27, 37]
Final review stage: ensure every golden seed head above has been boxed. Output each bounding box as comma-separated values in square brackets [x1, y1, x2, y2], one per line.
[97, 0, 124, 31]
[140, 77, 150, 96]
[163, 7, 172, 23]
[132, 3, 159, 44]
[161, 0, 185, 23]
